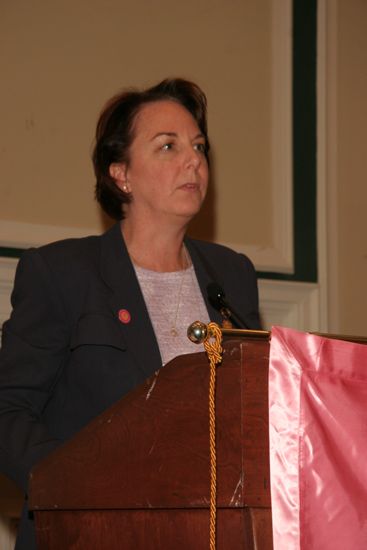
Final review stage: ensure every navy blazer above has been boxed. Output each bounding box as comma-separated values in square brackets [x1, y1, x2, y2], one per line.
[0, 222, 260, 548]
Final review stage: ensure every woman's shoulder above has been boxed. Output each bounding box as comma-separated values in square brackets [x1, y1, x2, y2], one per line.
[15, 226, 120, 291]
[18, 234, 100, 276]
[21, 223, 120, 269]
[37, 233, 100, 260]
[11, 231, 112, 314]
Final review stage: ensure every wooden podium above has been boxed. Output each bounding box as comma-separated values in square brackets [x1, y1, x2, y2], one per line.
[29, 333, 273, 549]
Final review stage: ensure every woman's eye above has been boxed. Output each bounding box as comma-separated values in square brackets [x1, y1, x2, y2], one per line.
[194, 142, 206, 153]
[162, 143, 174, 151]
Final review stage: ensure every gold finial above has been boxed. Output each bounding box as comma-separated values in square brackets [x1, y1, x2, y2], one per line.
[187, 321, 208, 344]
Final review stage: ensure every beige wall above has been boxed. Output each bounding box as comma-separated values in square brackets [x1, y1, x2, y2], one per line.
[326, 0, 367, 335]
[0, 0, 273, 247]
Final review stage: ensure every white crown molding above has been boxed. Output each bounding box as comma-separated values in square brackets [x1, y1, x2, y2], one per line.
[1, 261, 320, 335]
[318, 0, 338, 333]
[258, 278, 320, 332]
[219, 241, 292, 274]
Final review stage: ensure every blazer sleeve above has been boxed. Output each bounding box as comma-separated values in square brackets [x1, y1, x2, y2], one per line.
[0, 248, 70, 491]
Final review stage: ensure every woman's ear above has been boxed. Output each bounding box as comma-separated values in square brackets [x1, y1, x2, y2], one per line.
[109, 163, 130, 193]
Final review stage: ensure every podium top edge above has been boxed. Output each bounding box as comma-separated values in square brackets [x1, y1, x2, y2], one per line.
[221, 328, 367, 345]
[221, 329, 270, 339]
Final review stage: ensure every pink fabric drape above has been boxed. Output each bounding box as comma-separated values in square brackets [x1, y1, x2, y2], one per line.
[269, 326, 367, 550]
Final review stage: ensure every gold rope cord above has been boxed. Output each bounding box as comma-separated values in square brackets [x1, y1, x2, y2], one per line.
[203, 322, 223, 550]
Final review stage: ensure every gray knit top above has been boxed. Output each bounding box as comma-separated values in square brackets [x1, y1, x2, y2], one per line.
[134, 264, 210, 366]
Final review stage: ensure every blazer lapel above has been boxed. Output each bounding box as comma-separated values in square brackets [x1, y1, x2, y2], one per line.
[99, 223, 162, 378]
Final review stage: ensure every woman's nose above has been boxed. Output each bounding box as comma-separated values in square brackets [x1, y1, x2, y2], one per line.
[185, 147, 201, 170]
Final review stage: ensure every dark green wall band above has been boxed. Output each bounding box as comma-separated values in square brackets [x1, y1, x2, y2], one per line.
[0, 247, 23, 259]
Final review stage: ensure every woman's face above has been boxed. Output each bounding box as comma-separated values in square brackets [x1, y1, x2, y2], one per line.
[111, 100, 209, 225]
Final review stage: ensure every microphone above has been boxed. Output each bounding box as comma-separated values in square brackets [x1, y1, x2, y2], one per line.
[206, 282, 249, 329]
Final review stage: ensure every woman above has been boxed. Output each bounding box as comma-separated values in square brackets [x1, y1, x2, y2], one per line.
[0, 78, 260, 548]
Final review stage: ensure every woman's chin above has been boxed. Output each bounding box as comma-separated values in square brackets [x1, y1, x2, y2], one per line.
[174, 202, 205, 222]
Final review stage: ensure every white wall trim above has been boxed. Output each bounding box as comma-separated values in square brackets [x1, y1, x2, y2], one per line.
[319, 0, 339, 333]
[258, 278, 320, 332]
[317, 0, 330, 333]
[269, 0, 294, 273]
[219, 241, 292, 274]
[0, 219, 102, 249]
[0, 515, 16, 550]
[1, 257, 321, 335]
[0, 258, 18, 327]
[223, 0, 294, 274]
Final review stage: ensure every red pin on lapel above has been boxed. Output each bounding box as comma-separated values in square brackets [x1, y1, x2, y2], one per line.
[118, 309, 131, 324]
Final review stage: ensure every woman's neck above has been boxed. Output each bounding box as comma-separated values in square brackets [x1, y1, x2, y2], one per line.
[120, 220, 190, 272]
